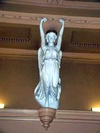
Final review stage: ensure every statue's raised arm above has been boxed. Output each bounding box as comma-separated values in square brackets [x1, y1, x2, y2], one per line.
[56, 19, 64, 51]
[39, 18, 47, 49]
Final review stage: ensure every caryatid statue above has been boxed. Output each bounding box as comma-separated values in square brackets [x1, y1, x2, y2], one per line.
[34, 18, 64, 109]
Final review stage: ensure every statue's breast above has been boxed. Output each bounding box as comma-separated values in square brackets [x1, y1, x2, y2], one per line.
[44, 47, 58, 60]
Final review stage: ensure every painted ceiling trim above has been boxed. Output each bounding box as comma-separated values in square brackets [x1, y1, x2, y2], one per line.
[0, 11, 100, 29]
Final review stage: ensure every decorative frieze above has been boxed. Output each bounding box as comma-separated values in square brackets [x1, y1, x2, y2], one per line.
[0, 26, 32, 43]
[0, 11, 100, 29]
[69, 42, 100, 48]
[0, 12, 100, 25]
[0, 37, 30, 43]
[48, 0, 59, 4]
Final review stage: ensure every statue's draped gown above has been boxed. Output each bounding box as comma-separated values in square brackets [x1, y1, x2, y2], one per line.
[34, 46, 62, 109]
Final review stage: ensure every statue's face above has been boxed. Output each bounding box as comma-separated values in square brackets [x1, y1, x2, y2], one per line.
[46, 32, 57, 44]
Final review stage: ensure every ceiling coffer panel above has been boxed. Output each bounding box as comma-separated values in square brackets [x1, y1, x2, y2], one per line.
[0, 26, 32, 49]
[0, 26, 31, 40]
[71, 30, 100, 43]
[66, 30, 100, 53]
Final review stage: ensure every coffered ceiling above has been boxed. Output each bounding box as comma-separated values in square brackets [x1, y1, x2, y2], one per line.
[0, 0, 100, 54]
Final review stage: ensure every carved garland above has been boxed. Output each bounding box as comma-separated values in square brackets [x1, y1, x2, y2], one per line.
[0, 13, 100, 26]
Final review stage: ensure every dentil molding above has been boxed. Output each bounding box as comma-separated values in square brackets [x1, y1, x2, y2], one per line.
[0, 11, 100, 29]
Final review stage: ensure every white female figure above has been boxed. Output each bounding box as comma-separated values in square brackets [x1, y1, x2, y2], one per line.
[34, 18, 64, 109]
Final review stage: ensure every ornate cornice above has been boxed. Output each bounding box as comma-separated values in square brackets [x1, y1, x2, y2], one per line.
[0, 11, 100, 29]
[2, 0, 100, 10]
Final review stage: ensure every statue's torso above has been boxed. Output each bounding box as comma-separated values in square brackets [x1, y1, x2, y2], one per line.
[43, 46, 59, 62]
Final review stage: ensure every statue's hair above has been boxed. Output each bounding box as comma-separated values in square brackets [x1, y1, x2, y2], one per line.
[46, 29, 57, 35]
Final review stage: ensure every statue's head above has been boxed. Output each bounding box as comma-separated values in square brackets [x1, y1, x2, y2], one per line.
[45, 30, 57, 44]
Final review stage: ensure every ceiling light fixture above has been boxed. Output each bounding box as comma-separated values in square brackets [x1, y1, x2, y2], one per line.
[92, 107, 100, 112]
[0, 103, 5, 109]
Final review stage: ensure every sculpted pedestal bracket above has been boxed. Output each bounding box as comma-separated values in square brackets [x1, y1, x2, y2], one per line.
[38, 108, 56, 130]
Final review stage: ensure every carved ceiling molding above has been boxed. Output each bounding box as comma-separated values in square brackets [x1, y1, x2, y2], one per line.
[0, 109, 100, 123]
[47, 0, 59, 4]
[62, 1, 100, 10]
[69, 42, 100, 49]
[0, 37, 30, 43]
[0, 11, 100, 29]
[0, 48, 100, 63]
[3, 0, 100, 10]
[0, 27, 32, 43]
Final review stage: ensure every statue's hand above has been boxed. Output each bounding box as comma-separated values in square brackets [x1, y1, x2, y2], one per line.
[59, 19, 64, 25]
[41, 18, 47, 23]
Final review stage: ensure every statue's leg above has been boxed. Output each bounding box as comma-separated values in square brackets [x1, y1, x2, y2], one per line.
[45, 87, 49, 107]
[51, 66, 60, 109]
[44, 78, 50, 107]
[52, 66, 59, 95]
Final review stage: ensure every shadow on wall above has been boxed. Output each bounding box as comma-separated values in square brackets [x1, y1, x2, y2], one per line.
[0, 130, 4, 133]
[0, 0, 5, 6]
[0, 0, 5, 3]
